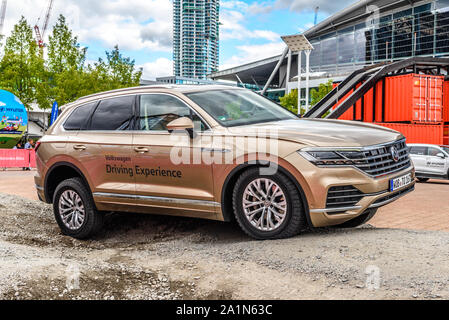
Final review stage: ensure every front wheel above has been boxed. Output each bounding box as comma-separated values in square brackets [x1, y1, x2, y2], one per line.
[232, 168, 307, 240]
[53, 177, 103, 239]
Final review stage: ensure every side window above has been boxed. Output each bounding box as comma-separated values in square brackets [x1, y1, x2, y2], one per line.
[90, 96, 134, 131]
[409, 146, 427, 155]
[428, 147, 442, 157]
[139, 94, 207, 131]
[63, 102, 96, 131]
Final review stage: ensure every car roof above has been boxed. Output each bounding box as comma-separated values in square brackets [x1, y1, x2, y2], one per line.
[60, 85, 243, 112]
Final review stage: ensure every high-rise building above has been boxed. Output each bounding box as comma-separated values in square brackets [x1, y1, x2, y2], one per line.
[173, 0, 219, 80]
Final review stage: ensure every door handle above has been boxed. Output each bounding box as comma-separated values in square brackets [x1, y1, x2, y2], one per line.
[73, 145, 86, 151]
[134, 147, 149, 154]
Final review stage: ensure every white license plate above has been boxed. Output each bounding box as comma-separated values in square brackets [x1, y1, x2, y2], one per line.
[390, 173, 412, 192]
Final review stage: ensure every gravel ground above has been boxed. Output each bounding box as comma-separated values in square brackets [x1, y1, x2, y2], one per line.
[0, 192, 448, 300]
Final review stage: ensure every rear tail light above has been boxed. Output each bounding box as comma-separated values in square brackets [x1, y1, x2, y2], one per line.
[35, 141, 41, 152]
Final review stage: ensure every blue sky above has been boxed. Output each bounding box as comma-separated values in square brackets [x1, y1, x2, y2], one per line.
[4, 0, 355, 79]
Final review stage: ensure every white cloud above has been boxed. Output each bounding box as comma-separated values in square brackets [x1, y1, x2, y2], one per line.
[248, 0, 355, 15]
[140, 57, 173, 80]
[2, 0, 172, 52]
[221, 0, 249, 11]
[220, 2, 280, 41]
[220, 41, 285, 71]
[298, 22, 314, 33]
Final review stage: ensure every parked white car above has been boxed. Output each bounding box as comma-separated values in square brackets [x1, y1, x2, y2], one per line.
[408, 144, 449, 182]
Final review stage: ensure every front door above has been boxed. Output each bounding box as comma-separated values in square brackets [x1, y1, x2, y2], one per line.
[132, 93, 217, 219]
[426, 146, 447, 176]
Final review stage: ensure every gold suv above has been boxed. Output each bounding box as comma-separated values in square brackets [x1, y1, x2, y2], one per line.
[35, 85, 415, 240]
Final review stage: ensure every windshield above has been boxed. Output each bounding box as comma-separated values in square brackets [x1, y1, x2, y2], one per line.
[441, 146, 449, 154]
[186, 89, 298, 127]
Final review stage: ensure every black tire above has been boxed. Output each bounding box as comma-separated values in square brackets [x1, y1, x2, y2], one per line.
[53, 177, 103, 239]
[332, 208, 378, 229]
[232, 168, 307, 240]
[417, 178, 429, 183]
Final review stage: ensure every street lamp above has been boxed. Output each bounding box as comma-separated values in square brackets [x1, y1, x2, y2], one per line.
[281, 34, 314, 115]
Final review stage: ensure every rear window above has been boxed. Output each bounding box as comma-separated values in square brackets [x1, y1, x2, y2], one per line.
[63, 102, 97, 131]
[90, 96, 134, 131]
[409, 146, 427, 155]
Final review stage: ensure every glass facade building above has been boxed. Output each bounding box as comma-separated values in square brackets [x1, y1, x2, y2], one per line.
[307, 0, 449, 74]
[173, 0, 220, 80]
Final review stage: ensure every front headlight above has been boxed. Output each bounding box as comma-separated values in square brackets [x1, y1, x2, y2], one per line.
[298, 149, 365, 167]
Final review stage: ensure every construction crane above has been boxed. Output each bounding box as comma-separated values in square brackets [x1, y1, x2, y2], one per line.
[34, 0, 54, 48]
[0, 0, 7, 38]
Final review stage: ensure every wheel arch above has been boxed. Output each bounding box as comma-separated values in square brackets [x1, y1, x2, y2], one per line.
[44, 162, 92, 204]
[220, 161, 312, 228]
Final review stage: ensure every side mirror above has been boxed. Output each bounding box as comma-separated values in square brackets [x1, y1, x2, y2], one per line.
[436, 152, 446, 159]
[167, 117, 196, 139]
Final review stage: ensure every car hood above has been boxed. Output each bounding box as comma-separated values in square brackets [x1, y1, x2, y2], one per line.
[226, 119, 403, 148]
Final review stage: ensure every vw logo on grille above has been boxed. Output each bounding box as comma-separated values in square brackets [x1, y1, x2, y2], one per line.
[390, 146, 400, 162]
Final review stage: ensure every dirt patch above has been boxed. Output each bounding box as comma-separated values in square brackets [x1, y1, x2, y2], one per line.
[0, 192, 449, 300]
[2, 266, 182, 300]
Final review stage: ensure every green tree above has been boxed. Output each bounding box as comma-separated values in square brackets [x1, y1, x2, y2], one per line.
[47, 15, 87, 106]
[279, 80, 334, 116]
[0, 14, 143, 111]
[279, 89, 302, 115]
[104, 45, 142, 89]
[310, 80, 333, 107]
[0, 17, 40, 109]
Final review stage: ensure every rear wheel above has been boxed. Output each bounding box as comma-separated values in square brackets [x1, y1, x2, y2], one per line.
[332, 208, 378, 229]
[417, 178, 429, 183]
[53, 177, 103, 239]
[232, 168, 307, 240]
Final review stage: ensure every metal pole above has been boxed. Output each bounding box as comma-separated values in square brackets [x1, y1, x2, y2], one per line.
[286, 49, 292, 94]
[297, 51, 302, 115]
[262, 46, 289, 95]
[305, 50, 311, 112]
[235, 74, 244, 86]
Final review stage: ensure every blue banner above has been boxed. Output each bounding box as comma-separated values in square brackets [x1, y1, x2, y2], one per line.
[50, 101, 59, 126]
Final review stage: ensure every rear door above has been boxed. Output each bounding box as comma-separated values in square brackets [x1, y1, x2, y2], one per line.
[409, 146, 428, 174]
[72, 95, 136, 211]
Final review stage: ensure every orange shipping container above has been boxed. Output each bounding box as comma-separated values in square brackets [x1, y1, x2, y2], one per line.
[383, 74, 444, 123]
[375, 123, 444, 145]
[444, 81, 449, 123]
[444, 125, 449, 145]
[332, 82, 382, 122]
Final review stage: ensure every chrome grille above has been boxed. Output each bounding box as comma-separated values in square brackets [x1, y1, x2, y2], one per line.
[339, 139, 411, 177]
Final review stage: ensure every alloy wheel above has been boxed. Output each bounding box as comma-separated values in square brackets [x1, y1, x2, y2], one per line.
[58, 190, 86, 230]
[242, 178, 288, 232]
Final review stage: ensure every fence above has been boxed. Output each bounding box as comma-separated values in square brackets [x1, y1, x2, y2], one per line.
[0, 149, 37, 169]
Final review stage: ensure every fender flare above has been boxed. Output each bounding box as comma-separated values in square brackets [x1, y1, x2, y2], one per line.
[220, 161, 312, 228]
[44, 161, 92, 203]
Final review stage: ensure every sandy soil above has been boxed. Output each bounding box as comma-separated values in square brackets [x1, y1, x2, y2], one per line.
[0, 192, 448, 300]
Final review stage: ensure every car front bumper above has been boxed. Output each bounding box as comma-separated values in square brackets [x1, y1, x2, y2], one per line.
[283, 152, 416, 227]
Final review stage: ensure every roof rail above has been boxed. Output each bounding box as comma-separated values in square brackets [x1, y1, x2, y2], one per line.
[75, 85, 177, 102]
